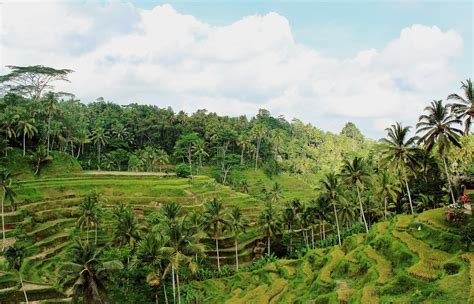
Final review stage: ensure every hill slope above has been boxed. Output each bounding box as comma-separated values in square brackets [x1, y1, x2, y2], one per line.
[188, 208, 473, 303]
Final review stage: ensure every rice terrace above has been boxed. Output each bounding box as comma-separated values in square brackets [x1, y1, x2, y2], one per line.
[0, 1, 473, 303]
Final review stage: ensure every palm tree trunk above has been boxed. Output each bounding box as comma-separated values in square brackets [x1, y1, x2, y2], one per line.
[384, 196, 388, 220]
[95, 221, 98, 245]
[215, 237, 221, 272]
[311, 226, 315, 249]
[23, 133, 26, 156]
[319, 221, 322, 241]
[97, 143, 101, 170]
[240, 148, 244, 164]
[19, 272, 29, 304]
[172, 266, 176, 304]
[356, 186, 369, 233]
[267, 236, 271, 255]
[442, 157, 456, 204]
[1, 191, 5, 251]
[332, 201, 342, 246]
[255, 139, 261, 170]
[322, 221, 326, 240]
[234, 239, 239, 271]
[176, 269, 181, 304]
[163, 283, 169, 304]
[47, 113, 51, 153]
[289, 224, 293, 255]
[404, 179, 414, 214]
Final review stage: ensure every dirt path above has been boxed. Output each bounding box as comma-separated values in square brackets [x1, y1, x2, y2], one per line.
[82, 171, 175, 176]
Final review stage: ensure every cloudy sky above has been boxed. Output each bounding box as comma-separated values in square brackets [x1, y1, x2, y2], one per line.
[1, 1, 472, 138]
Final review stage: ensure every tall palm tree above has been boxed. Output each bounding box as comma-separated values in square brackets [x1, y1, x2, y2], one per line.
[162, 217, 205, 304]
[281, 202, 296, 255]
[321, 172, 342, 245]
[192, 139, 208, 173]
[77, 192, 101, 244]
[155, 149, 169, 173]
[228, 207, 249, 270]
[30, 145, 53, 175]
[130, 234, 172, 304]
[59, 239, 123, 304]
[0, 169, 15, 251]
[42, 91, 59, 153]
[75, 129, 91, 159]
[236, 133, 251, 164]
[16, 118, 38, 156]
[1, 111, 18, 156]
[269, 182, 283, 205]
[258, 201, 281, 255]
[341, 156, 369, 233]
[338, 196, 356, 230]
[448, 78, 473, 134]
[161, 202, 181, 224]
[377, 171, 400, 220]
[4, 242, 29, 303]
[92, 127, 109, 170]
[203, 198, 228, 272]
[309, 197, 329, 241]
[111, 204, 142, 252]
[416, 100, 463, 204]
[251, 124, 268, 170]
[380, 123, 420, 214]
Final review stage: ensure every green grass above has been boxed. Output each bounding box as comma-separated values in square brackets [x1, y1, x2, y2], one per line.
[364, 246, 392, 285]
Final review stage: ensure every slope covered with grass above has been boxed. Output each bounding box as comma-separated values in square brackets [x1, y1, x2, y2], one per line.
[188, 208, 473, 303]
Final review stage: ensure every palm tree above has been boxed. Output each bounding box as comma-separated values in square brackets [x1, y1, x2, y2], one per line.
[448, 78, 473, 134]
[281, 202, 296, 255]
[59, 239, 123, 304]
[416, 100, 463, 204]
[258, 201, 281, 255]
[77, 192, 101, 244]
[228, 207, 249, 270]
[251, 124, 268, 170]
[309, 197, 329, 241]
[42, 91, 59, 153]
[30, 145, 53, 175]
[111, 204, 142, 253]
[192, 139, 208, 173]
[155, 149, 169, 173]
[269, 182, 283, 205]
[203, 198, 228, 272]
[130, 234, 172, 304]
[16, 118, 38, 156]
[4, 242, 29, 303]
[75, 129, 91, 159]
[341, 156, 369, 232]
[236, 133, 251, 164]
[380, 123, 420, 214]
[1, 111, 18, 156]
[321, 172, 342, 245]
[162, 217, 205, 304]
[161, 202, 181, 224]
[0, 169, 15, 251]
[92, 127, 109, 170]
[338, 196, 356, 230]
[377, 171, 400, 220]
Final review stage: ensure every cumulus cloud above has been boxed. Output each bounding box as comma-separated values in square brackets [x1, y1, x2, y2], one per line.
[0, 2, 465, 138]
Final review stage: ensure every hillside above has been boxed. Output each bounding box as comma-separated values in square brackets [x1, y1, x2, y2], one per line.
[188, 208, 473, 303]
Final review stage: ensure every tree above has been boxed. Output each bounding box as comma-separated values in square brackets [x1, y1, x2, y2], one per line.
[281, 202, 296, 255]
[92, 127, 109, 170]
[42, 91, 64, 153]
[321, 172, 342, 245]
[155, 149, 169, 173]
[203, 198, 228, 272]
[448, 78, 473, 134]
[380, 123, 420, 214]
[75, 129, 91, 159]
[338, 196, 356, 230]
[111, 204, 142, 253]
[236, 133, 251, 164]
[416, 100, 463, 204]
[77, 191, 101, 244]
[59, 239, 123, 304]
[0, 169, 16, 251]
[4, 242, 29, 303]
[340, 122, 364, 142]
[268, 182, 283, 205]
[251, 123, 268, 170]
[130, 234, 172, 304]
[376, 171, 400, 220]
[30, 145, 53, 175]
[340, 156, 369, 232]
[0, 65, 73, 101]
[174, 133, 199, 176]
[228, 207, 249, 270]
[16, 118, 38, 156]
[192, 139, 208, 173]
[0, 109, 18, 156]
[258, 201, 281, 255]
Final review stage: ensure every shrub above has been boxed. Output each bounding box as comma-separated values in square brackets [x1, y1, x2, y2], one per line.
[443, 262, 461, 275]
[176, 163, 191, 178]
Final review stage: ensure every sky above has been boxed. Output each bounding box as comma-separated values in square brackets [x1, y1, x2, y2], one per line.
[0, 0, 472, 139]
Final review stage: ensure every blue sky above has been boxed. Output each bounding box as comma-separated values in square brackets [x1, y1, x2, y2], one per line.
[2, 0, 472, 138]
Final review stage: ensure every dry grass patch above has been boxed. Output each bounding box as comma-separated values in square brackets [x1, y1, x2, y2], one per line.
[319, 246, 345, 284]
[364, 246, 392, 285]
[361, 285, 379, 304]
[395, 214, 413, 229]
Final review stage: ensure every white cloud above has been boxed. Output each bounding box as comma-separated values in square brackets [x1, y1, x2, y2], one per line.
[0, 2, 465, 138]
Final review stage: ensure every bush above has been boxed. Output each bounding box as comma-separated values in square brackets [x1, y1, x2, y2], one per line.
[176, 163, 191, 178]
[443, 262, 461, 275]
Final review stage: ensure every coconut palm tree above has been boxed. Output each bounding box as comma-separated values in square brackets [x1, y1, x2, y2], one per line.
[75, 129, 91, 159]
[92, 127, 109, 170]
[269, 182, 283, 205]
[161, 202, 181, 224]
[416, 100, 463, 204]
[30, 145, 53, 175]
[59, 239, 123, 304]
[111, 204, 142, 252]
[236, 133, 251, 164]
[203, 198, 228, 272]
[338, 195, 356, 230]
[448, 78, 473, 134]
[155, 149, 169, 173]
[130, 234, 173, 304]
[1, 111, 18, 156]
[258, 201, 281, 255]
[4, 242, 29, 303]
[228, 207, 249, 270]
[77, 192, 101, 244]
[0, 169, 15, 251]
[321, 172, 342, 245]
[377, 171, 400, 220]
[380, 123, 420, 214]
[341, 156, 369, 233]
[281, 202, 296, 255]
[162, 217, 205, 304]
[16, 118, 38, 156]
[192, 139, 208, 173]
[309, 197, 329, 241]
[42, 91, 59, 153]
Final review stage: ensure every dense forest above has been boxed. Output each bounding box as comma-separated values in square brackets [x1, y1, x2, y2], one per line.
[0, 66, 473, 303]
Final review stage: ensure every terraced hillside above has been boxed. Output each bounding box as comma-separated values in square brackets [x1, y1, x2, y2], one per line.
[188, 208, 473, 303]
[0, 173, 268, 303]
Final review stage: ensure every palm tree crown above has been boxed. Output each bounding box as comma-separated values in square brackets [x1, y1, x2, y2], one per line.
[448, 78, 473, 134]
